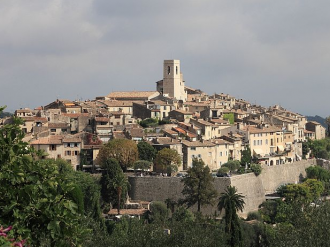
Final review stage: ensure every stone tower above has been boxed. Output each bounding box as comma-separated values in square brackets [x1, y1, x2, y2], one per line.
[162, 60, 187, 101]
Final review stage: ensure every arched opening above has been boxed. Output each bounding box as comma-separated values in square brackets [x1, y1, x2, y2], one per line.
[270, 160, 274, 166]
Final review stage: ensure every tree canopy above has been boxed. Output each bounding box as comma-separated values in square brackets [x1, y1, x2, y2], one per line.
[137, 141, 157, 162]
[155, 148, 181, 176]
[218, 186, 245, 247]
[0, 109, 88, 246]
[96, 139, 138, 171]
[181, 158, 218, 212]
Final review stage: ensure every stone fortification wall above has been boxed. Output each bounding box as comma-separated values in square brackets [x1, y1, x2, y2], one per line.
[259, 159, 315, 194]
[128, 159, 315, 215]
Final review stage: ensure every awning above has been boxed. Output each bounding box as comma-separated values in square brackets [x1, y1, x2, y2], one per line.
[253, 149, 263, 155]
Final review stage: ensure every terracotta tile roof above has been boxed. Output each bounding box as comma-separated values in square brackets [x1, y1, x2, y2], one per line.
[126, 128, 144, 138]
[162, 129, 179, 135]
[62, 113, 90, 118]
[152, 137, 181, 145]
[107, 91, 159, 99]
[99, 100, 135, 107]
[113, 131, 127, 139]
[95, 117, 109, 122]
[196, 119, 215, 126]
[170, 109, 193, 115]
[182, 140, 215, 147]
[16, 109, 32, 113]
[184, 101, 210, 107]
[209, 118, 230, 124]
[243, 125, 281, 134]
[21, 117, 48, 123]
[62, 137, 81, 143]
[211, 139, 232, 145]
[30, 136, 63, 145]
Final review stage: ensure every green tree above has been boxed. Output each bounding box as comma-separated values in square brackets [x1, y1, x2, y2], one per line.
[181, 158, 218, 212]
[0, 107, 88, 246]
[218, 186, 245, 247]
[223, 160, 241, 172]
[133, 160, 152, 172]
[148, 201, 169, 224]
[155, 148, 181, 176]
[137, 141, 157, 162]
[217, 167, 230, 177]
[97, 139, 138, 171]
[100, 158, 128, 213]
[240, 146, 252, 166]
[250, 163, 262, 176]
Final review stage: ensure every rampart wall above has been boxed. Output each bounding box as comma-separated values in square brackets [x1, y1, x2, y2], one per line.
[128, 159, 315, 216]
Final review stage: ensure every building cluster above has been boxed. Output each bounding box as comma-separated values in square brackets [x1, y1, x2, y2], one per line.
[1, 60, 326, 172]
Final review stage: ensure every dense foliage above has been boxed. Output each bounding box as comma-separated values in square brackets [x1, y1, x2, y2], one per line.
[181, 158, 218, 212]
[0, 109, 90, 246]
[137, 141, 157, 162]
[96, 139, 138, 171]
[155, 148, 181, 176]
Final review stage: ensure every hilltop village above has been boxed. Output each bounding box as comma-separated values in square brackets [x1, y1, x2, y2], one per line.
[0, 60, 325, 172]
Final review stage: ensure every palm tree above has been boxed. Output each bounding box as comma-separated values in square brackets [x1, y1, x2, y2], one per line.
[218, 186, 245, 247]
[112, 174, 128, 215]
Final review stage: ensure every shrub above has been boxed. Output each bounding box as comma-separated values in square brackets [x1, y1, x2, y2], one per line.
[217, 167, 230, 177]
[246, 211, 262, 221]
[250, 163, 262, 176]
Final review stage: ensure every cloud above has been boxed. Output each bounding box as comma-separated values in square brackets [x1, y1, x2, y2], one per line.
[0, 0, 330, 116]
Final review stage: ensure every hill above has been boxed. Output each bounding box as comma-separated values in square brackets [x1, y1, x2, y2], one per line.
[306, 115, 327, 128]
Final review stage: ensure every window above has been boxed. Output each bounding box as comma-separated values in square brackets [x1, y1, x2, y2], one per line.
[167, 66, 171, 75]
[220, 152, 222, 157]
[51, 129, 56, 133]
[191, 147, 196, 150]
[49, 144, 56, 151]
[176, 66, 178, 75]
[225, 151, 228, 156]
[74, 143, 78, 147]
[66, 151, 71, 156]
[260, 140, 262, 145]
[57, 154, 61, 159]
[74, 151, 79, 156]
[115, 115, 120, 119]
[220, 161, 222, 166]
[198, 154, 201, 158]
[266, 139, 268, 145]
[208, 152, 211, 156]
[70, 143, 74, 148]
[253, 140, 256, 146]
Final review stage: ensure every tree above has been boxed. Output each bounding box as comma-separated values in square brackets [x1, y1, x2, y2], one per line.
[0, 107, 88, 246]
[100, 158, 128, 213]
[326, 116, 330, 137]
[148, 201, 169, 224]
[218, 186, 245, 247]
[155, 148, 181, 176]
[137, 141, 157, 162]
[96, 139, 138, 171]
[250, 163, 262, 176]
[181, 158, 218, 212]
[240, 146, 252, 166]
[223, 160, 241, 172]
[133, 160, 152, 172]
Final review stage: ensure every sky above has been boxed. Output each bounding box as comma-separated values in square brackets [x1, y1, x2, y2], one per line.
[0, 0, 330, 117]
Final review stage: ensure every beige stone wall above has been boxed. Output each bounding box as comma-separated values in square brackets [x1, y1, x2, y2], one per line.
[128, 159, 315, 216]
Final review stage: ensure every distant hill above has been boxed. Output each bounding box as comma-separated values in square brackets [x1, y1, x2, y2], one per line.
[306, 115, 327, 128]
[0, 111, 12, 118]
